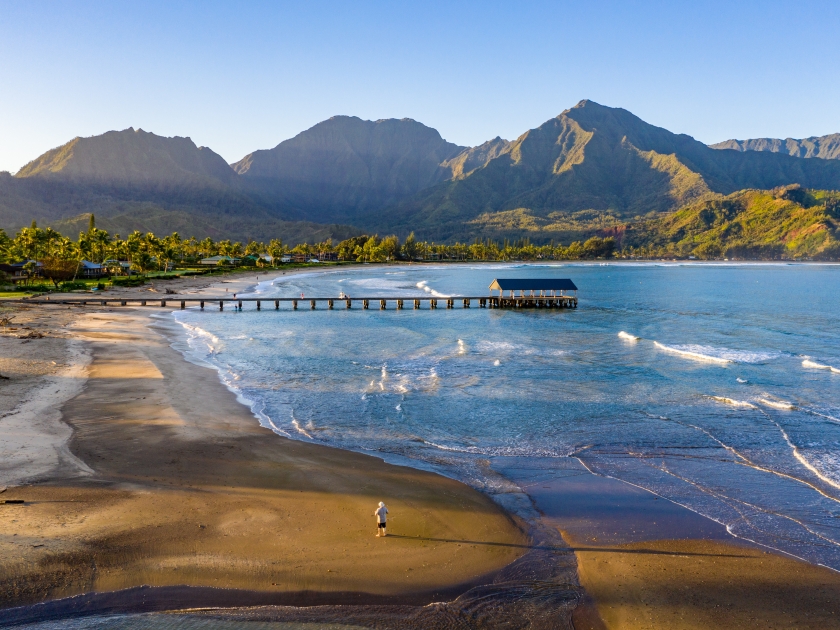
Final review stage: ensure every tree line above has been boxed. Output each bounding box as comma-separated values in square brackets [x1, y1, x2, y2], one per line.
[0, 216, 617, 286]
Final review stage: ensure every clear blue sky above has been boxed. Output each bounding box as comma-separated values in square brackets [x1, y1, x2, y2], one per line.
[1, 0, 838, 173]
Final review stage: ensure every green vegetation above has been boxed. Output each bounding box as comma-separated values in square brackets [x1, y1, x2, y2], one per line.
[5, 102, 840, 246]
[622, 186, 840, 260]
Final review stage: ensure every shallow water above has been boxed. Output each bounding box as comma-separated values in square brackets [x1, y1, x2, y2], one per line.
[168, 263, 840, 570]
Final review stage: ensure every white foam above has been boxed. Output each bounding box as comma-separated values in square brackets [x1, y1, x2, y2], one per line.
[709, 396, 757, 409]
[758, 397, 796, 410]
[654, 342, 778, 364]
[457, 339, 467, 355]
[803, 359, 840, 374]
[494, 359, 501, 366]
[291, 416, 313, 439]
[415, 280, 450, 298]
[737, 378, 749, 384]
[654, 342, 731, 364]
[618, 331, 640, 341]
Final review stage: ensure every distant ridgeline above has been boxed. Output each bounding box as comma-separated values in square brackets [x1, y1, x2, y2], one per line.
[1, 101, 839, 259]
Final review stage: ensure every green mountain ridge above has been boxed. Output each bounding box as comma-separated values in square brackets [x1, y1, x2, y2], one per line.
[711, 134, 840, 160]
[368, 101, 840, 241]
[232, 116, 466, 221]
[17, 128, 236, 186]
[623, 185, 840, 259]
[3, 101, 840, 252]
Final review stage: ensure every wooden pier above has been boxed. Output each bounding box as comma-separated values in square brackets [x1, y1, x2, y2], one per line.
[23, 294, 577, 310]
[22, 278, 579, 311]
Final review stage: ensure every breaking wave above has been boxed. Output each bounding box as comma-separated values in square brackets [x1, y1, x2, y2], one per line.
[618, 331, 640, 341]
[803, 359, 840, 374]
[654, 342, 778, 364]
[758, 397, 796, 410]
[709, 395, 757, 409]
[415, 280, 450, 298]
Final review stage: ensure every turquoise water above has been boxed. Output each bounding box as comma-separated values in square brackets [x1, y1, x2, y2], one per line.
[172, 263, 840, 569]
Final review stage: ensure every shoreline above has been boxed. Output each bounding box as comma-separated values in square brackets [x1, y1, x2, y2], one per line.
[4, 266, 840, 627]
[0, 272, 533, 619]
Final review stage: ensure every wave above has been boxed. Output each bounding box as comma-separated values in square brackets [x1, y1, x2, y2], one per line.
[654, 342, 731, 364]
[291, 416, 313, 439]
[709, 396, 757, 409]
[494, 359, 501, 366]
[802, 359, 840, 374]
[654, 342, 778, 364]
[758, 397, 796, 410]
[737, 377, 749, 384]
[415, 280, 450, 298]
[457, 339, 467, 355]
[618, 331, 640, 341]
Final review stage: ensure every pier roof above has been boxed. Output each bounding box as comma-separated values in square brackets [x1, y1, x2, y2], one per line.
[489, 278, 578, 291]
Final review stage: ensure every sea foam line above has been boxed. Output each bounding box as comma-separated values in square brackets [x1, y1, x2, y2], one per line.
[415, 280, 450, 298]
[758, 398, 796, 410]
[654, 342, 731, 364]
[708, 396, 756, 409]
[803, 359, 840, 374]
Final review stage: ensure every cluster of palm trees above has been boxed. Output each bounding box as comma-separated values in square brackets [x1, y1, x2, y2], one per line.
[0, 219, 619, 284]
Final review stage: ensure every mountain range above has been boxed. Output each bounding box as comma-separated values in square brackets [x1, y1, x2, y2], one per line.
[3, 100, 840, 245]
[711, 134, 840, 160]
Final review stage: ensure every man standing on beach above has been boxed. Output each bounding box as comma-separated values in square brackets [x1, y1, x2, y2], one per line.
[374, 501, 388, 536]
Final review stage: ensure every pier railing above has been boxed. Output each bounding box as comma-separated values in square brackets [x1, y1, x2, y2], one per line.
[22, 295, 578, 310]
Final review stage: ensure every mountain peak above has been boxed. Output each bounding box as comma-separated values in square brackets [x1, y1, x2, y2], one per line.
[15, 128, 234, 184]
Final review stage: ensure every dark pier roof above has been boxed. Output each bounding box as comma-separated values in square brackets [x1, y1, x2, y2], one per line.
[489, 278, 578, 291]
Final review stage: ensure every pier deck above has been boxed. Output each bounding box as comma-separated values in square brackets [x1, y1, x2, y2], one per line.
[21, 295, 578, 310]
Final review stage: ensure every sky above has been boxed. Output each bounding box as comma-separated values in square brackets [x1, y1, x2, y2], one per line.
[1, 0, 839, 173]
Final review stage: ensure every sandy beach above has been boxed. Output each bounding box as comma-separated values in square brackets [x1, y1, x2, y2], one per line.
[4, 268, 840, 628]
[0, 270, 527, 615]
[536, 462, 840, 629]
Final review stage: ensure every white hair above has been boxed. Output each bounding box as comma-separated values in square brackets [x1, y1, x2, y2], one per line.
[378, 501, 385, 507]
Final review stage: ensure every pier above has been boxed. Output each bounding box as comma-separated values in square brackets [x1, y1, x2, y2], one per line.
[22, 279, 578, 311]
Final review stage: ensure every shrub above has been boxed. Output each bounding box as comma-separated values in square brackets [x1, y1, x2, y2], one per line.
[111, 276, 146, 287]
[59, 281, 88, 291]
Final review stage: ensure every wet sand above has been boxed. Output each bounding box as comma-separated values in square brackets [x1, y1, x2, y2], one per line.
[530, 460, 840, 629]
[0, 288, 527, 612]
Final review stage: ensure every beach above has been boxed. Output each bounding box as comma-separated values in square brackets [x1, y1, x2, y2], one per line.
[0, 271, 527, 616]
[3, 267, 840, 629]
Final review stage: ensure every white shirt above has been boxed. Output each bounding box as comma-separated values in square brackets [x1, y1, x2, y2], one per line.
[375, 506, 388, 523]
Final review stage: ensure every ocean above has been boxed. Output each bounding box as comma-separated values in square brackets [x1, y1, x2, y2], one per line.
[169, 262, 840, 570]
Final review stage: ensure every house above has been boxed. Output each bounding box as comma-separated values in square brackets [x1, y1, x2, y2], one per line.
[200, 255, 240, 266]
[103, 260, 134, 275]
[279, 255, 293, 263]
[0, 261, 43, 283]
[78, 260, 104, 278]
